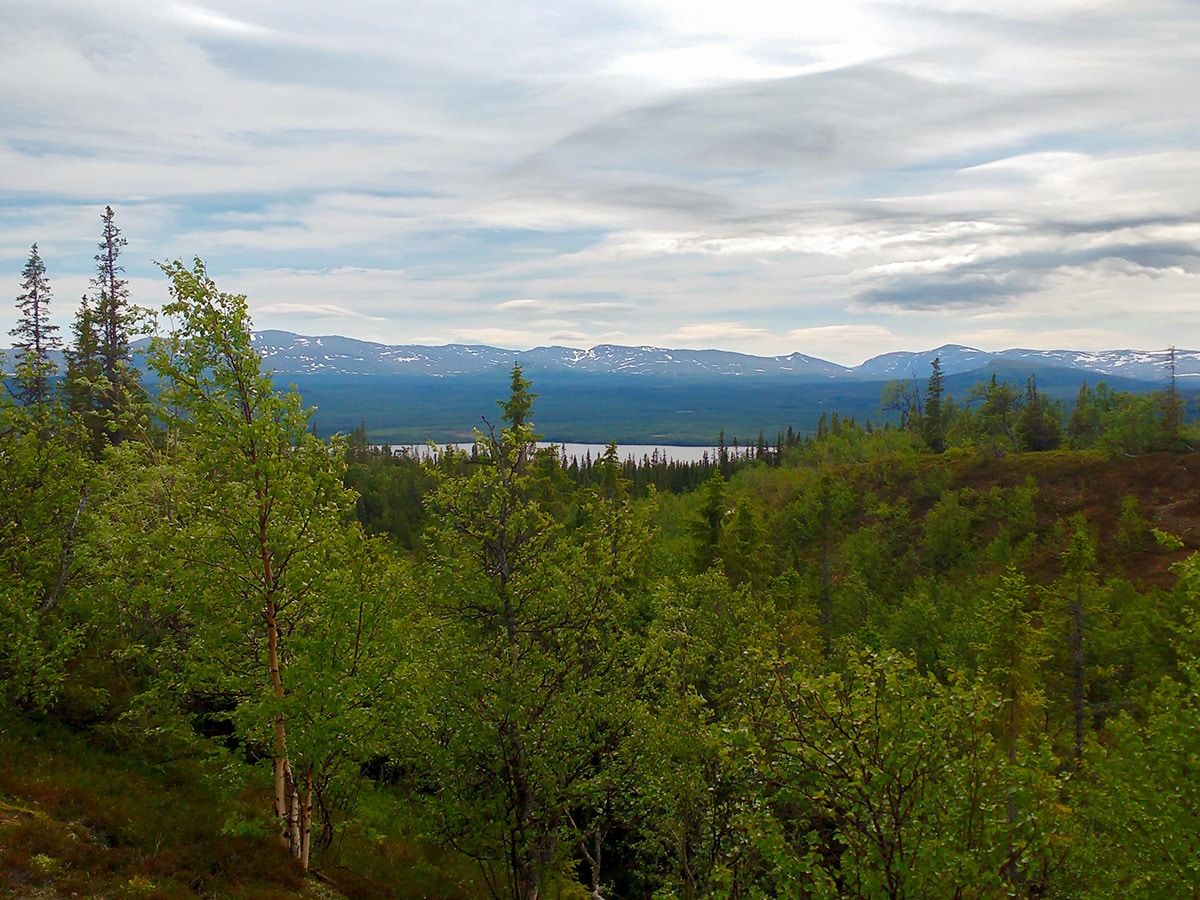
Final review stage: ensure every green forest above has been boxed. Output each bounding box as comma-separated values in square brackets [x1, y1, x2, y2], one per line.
[6, 219, 1200, 898]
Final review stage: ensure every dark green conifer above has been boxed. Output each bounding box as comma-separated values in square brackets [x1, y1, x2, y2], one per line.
[9, 243, 60, 407]
[922, 357, 946, 453]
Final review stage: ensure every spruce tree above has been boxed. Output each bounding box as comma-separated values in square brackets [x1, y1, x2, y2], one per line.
[497, 363, 537, 472]
[9, 243, 60, 407]
[1162, 346, 1184, 450]
[1016, 374, 1063, 451]
[922, 356, 946, 452]
[63, 295, 106, 454]
[93, 205, 134, 388]
[689, 472, 728, 573]
[65, 206, 142, 448]
[975, 373, 1022, 449]
[499, 362, 536, 429]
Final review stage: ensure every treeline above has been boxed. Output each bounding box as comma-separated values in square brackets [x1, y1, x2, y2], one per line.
[342, 426, 773, 548]
[6, 236, 1200, 898]
[877, 355, 1194, 456]
[6, 208, 145, 457]
[344, 358, 1195, 555]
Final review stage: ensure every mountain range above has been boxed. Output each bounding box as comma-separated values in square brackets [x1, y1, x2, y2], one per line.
[5, 332, 1192, 443]
[247, 331, 1197, 384]
[234, 333, 1193, 443]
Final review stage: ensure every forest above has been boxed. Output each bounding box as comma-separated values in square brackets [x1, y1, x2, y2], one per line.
[5, 215, 1200, 899]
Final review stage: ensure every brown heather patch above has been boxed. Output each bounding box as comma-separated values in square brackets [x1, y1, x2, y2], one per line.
[0, 716, 307, 898]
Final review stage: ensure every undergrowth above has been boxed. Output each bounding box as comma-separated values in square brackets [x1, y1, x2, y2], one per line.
[0, 713, 491, 898]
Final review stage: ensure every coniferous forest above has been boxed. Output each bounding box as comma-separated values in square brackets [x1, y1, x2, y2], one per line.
[6, 213, 1200, 898]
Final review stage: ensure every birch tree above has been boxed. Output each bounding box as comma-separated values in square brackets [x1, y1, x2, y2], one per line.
[760, 652, 1020, 899]
[147, 258, 396, 872]
[0, 390, 91, 710]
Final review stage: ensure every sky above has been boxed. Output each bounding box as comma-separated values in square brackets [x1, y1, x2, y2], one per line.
[1, 0, 1198, 366]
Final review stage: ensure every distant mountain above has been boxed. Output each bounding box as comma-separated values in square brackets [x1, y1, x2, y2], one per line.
[248, 331, 854, 379]
[251, 332, 517, 376]
[853, 344, 998, 379]
[5, 333, 1192, 442]
[242, 331, 1194, 385]
[990, 348, 1200, 382]
[860, 345, 1200, 383]
[8, 331, 1191, 385]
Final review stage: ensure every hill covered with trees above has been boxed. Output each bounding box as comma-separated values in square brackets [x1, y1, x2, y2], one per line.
[5, 239, 1200, 897]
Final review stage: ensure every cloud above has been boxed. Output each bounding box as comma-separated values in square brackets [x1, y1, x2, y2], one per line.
[446, 327, 554, 348]
[165, 2, 274, 38]
[855, 274, 1034, 311]
[254, 302, 385, 320]
[495, 298, 637, 314]
[783, 324, 902, 366]
[667, 322, 772, 347]
[851, 233, 1200, 311]
[2, 0, 1199, 362]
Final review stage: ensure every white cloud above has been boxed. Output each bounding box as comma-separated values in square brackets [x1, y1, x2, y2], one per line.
[603, 44, 812, 90]
[254, 302, 385, 320]
[667, 322, 771, 347]
[446, 327, 550, 348]
[783, 325, 903, 367]
[165, 2, 274, 38]
[1, 0, 1198, 361]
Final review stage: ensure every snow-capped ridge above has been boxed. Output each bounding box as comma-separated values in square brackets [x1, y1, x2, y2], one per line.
[87, 331, 1195, 384]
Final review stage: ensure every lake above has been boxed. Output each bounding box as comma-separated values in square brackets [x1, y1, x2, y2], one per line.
[386, 441, 755, 464]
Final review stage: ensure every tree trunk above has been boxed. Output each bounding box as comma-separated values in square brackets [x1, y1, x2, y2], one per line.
[300, 770, 314, 872]
[1072, 584, 1085, 763]
[821, 526, 833, 657]
[40, 486, 89, 614]
[288, 770, 302, 859]
[267, 599, 291, 850]
[1003, 685, 1022, 890]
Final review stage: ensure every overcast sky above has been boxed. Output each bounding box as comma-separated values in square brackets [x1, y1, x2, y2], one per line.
[2, 0, 1198, 365]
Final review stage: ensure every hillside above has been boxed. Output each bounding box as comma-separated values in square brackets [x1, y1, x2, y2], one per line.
[7, 447, 1200, 897]
[8, 270, 1200, 898]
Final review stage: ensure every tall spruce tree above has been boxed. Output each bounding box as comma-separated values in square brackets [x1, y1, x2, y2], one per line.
[973, 373, 1022, 449]
[922, 356, 947, 453]
[1162, 346, 1184, 450]
[65, 206, 141, 448]
[9, 243, 60, 407]
[93, 205, 133, 387]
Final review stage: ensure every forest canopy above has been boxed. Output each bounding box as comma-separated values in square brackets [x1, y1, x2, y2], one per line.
[4, 237, 1200, 898]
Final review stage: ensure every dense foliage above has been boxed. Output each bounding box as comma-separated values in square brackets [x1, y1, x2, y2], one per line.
[4, 242, 1200, 898]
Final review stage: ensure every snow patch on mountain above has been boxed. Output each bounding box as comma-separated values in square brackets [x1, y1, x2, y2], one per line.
[240, 333, 1197, 383]
[15, 331, 1185, 385]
